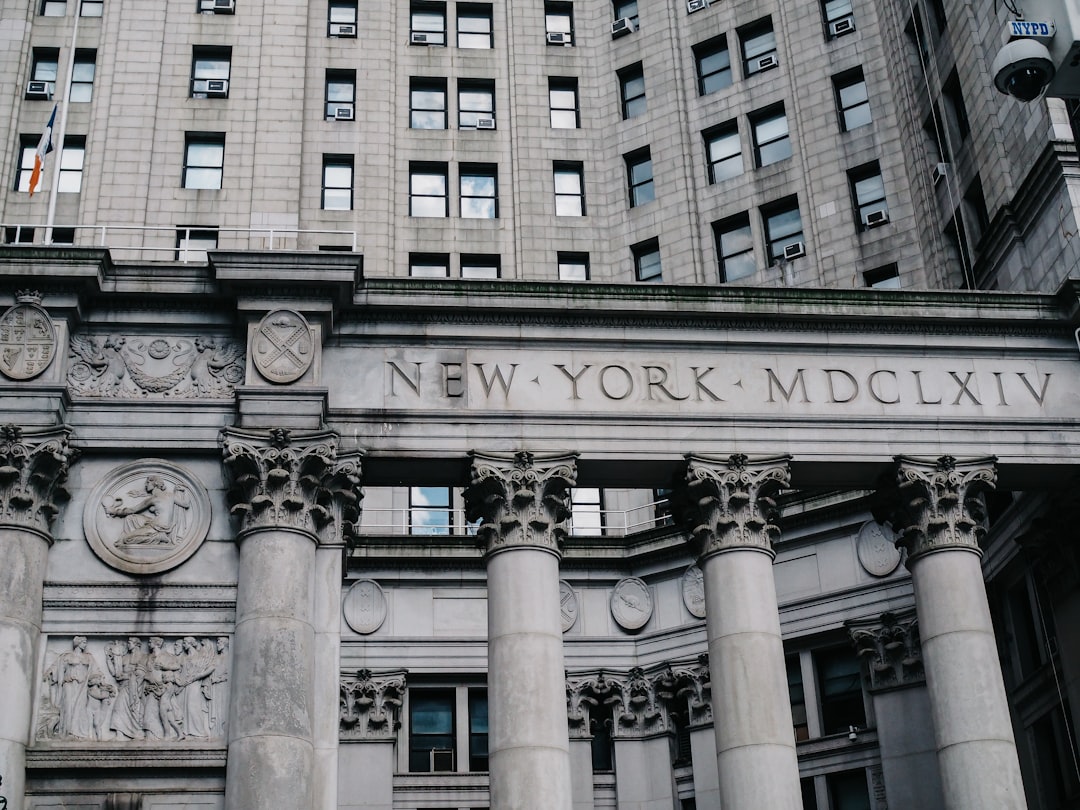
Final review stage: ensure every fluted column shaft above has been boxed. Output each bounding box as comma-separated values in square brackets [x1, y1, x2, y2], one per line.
[678, 454, 801, 810]
[465, 451, 576, 810]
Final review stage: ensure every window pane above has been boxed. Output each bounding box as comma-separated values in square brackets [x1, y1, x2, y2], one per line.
[188, 143, 223, 165]
[184, 168, 221, 189]
[554, 172, 581, 195]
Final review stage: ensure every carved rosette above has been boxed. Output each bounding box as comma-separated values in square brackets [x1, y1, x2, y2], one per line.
[889, 456, 996, 563]
[220, 427, 362, 544]
[464, 450, 577, 557]
[676, 454, 791, 561]
[339, 669, 405, 742]
[847, 611, 924, 692]
[0, 424, 77, 537]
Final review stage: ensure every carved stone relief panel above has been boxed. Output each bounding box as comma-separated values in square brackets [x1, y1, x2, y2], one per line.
[559, 580, 578, 632]
[681, 565, 706, 618]
[856, 520, 901, 577]
[250, 309, 314, 384]
[83, 461, 211, 575]
[0, 292, 57, 381]
[610, 577, 653, 631]
[342, 580, 387, 635]
[37, 635, 230, 743]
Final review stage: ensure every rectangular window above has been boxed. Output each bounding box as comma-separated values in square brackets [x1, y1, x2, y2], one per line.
[558, 252, 589, 280]
[864, 263, 900, 288]
[632, 238, 662, 282]
[410, 253, 450, 278]
[740, 18, 777, 76]
[694, 36, 731, 95]
[704, 121, 742, 183]
[410, 486, 452, 533]
[613, 0, 638, 27]
[41, 0, 66, 16]
[58, 136, 84, 193]
[815, 647, 866, 735]
[553, 162, 585, 216]
[460, 164, 497, 218]
[411, 1, 447, 46]
[410, 162, 448, 217]
[328, 0, 358, 36]
[80, 0, 102, 16]
[625, 147, 654, 207]
[457, 3, 492, 49]
[28, 48, 59, 100]
[4, 226, 36, 244]
[944, 70, 971, 141]
[787, 656, 809, 741]
[191, 46, 231, 98]
[175, 227, 218, 262]
[183, 133, 224, 189]
[762, 197, 804, 262]
[409, 689, 455, 771]
[410, 78, 447, 129]
[618, 62, 646, 119]
[928, 0, 948, 34]
[51, 227, 75, 244]
[545, 1, 574, 44]
[713, 213, 755, 282]
[571, 488, 603, 535]
[461, 254, 500, 279]
[14, 136, 36, 193]
[850, 162, 888, 229]
[834, 68, 871, 131]
[71, 49, 96, 102]
[549, 77, 579, 128]
[823, 0, 855, 39]
[322, 155, 353, 210]
[326, 69, 356, 120]
[458, 79, 495, 129]
[826, 769, 872, 810]
[750, 104, 791, 167]
[468, 690, 489, 772]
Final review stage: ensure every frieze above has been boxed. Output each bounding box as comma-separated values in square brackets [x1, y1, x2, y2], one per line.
[339, 669, 405, 741]
[0, 424, 77, 536]
[67, 334, 244, 398]
[37, 635, 230, 743]
[848, 611, 924, 692]
[0, 291, 57, 380]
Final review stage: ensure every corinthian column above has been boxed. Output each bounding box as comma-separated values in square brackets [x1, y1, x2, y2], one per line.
[677, 454, 801, 810]
[0, 424, 77, 810]
[465, 451, 576, 810]
[887, 456, 1027, 809]
[220, 428, 361, 810]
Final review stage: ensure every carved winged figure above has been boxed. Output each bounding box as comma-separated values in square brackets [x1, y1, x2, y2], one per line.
[68, 334, 128, 394]
[188, 338, 244, 396]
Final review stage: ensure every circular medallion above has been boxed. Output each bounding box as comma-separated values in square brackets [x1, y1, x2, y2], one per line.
[0, 300, 57, 380]
[84, 460, 211, 575]
[343, 579, 387, 634]
[611, 577, 653, 631]
[681, 565, 706, 618]
[856, 520, 902, 577]
[559, 580, 579, 632]
[252, 309, 313, 384]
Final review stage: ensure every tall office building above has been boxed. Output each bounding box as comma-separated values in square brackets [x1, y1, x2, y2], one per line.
[0, 0, 1078, 808]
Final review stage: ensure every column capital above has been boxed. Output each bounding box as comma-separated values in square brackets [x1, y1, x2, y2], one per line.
[0, 423, 78, 537]
[464, 450, 577, 558]
[847, 610, 924, 692]
[889, 455, 996, 564]
[676, 453, 790, 562]
[220, 427, 362, 544]
[339, 669, 406, 742]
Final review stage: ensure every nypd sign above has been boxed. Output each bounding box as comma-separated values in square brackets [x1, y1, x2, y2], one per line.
[1008, 20, 1055, 37]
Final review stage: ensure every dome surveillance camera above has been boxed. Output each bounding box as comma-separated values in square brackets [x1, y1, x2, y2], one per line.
[991, 38, 1056, 101]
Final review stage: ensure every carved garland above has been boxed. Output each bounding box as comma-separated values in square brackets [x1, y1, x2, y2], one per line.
[0, 424, 77, 536]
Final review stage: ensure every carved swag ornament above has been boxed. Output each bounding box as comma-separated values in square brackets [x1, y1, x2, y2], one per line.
[0, 424, 77, 535]
[847, 611, 924, 692]
[339, 669, 405, 741]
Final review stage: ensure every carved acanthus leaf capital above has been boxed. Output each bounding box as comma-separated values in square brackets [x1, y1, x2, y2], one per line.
[676, 454, 791, 561]
[888, 456, 996, 564]
[0, 424, 78, 536]
[847, 611, 924, 692]
[220, 427, 362, 544]
[339, 669, 405, 741]
[464, 451, 577, 557]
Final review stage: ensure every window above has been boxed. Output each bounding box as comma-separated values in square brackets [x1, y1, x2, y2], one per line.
[191, 46, 231, 98]
[964, 176, 990, 245]
[849, 163, 888, 229]
[80, 0, 102, 16]
[40, 0, 66, 16]
[410, 254, 450, 278]
[183, 133, 225, 190]
[571, 488, 603, 535]
[51, 227, 75, 244]
[457, 4, 492, 48]
[409, 689, 455, 771]
[545, 1, 574, 44]
[750, 105, 791, 167]
[943, 70, 971, 141]
[4, 227, 36, 244]
[823, 0, 855, 39]
[694, 36, 731, 95]
[468, 691, 489, 771]
[625, 148, 654, 207]
[549, 78, 579, 128]
[558, 252, 589, 280]
[14, 136, 35, 193]
[834, 68, 871, 131]
[814, 646, 866, 735]
[553, 162, 585, 216]
[175, 227, 218, 262]
[632, 238, 662, 282]
[704, 122, 742, 183]
[924, 105, 946, 160]
[740, 19, 777, 76]
[927, 0, 948, 35]
[71, 50, 96, 102]
[322, 155, 353, 210]
[328, 0, 357, 36]
[613, 0, 638, 27]
[787, 656, 809, 741]
[410, 163, 448, 217]
[58, 136, 84, 193]
[28, 49, 59, 100]
[864, 263, 900, 288]
[410, 78, 447, 129]
[460, 164, 497, 218]
[325, 69, 356, 119]
[461, 255, 500, 279]
[713, 213, 755, 282]
[762, 197, 804, 262]
[410, 486, 452, 533]
[411, 1, 446, 46]
[618, 63, 645, 119]
[826, 770, 872, 810]
[458, 79, 495, 129]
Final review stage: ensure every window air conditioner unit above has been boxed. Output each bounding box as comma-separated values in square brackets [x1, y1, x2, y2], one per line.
[475, 117, 496, 129]
[864, 209, 889, 228]
[430, 749, 454, 772]
[26, 80, 51, 99]
[687, 0, 708, 13]
[611, 17, 635, 37]
[205, 79, 228, 95]
[411, 31, 432, 44]
[830, 17, 855, 36]
[334, 105, 355, 120]
[212, 0, 235, 13]
[199, 0, 215, 10]
[932, 162, 949, 184]
[329, 22, 356, 36]
[782, 241, 805, 260]
[756, 54, 778, 72]
[546, 31, 571, 44]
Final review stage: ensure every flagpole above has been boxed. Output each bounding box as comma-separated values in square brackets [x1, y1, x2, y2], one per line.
[44, 4, 79, 244]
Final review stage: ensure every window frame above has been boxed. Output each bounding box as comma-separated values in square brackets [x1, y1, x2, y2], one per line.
[704, 121, 742, 183]
[834, 68, 871, 132]
[549, 77, 579, 129]
[175, 227, 219, 262]
[613, 0, 638, 27]
[558, 251, 589, 281]
[411, 1, 447, 46]
[461, 254, 501, 279]
[632, 238, 662, 283]
[618, 62, 646, 120]
[864, 263, 900, 288]
[325, 69, 356, 120]
[553, 161, 585, 217]
[571, 487, 604, 535]
[456, 3, 493, 49]
[182, 132, 225, 190]
[408, 688, 456, 772]
[190, 45, 232, 98]
[694, 36, 732, 96]
[321, 154, 354, 211]
[29, 48, 59, 100]
[409, 162, 449, 217]
[40, 0, 66, 16]
[410, 77, 448, 130]
[625, 147, 654, 208]
[79, 0, 103, 16]
[762, 197, 804, 263]
[459, 163, 498, 219]
[713, 213, 756, 283]
[409, 486, 453, 532]
[15, 135, 37, 193]
[750, 104, 791, 167]
[544, 0, 574, 44]
[71, 49, 96, 102]
[409, 253, 451, 278]
[823, 0, 855, 39]
[849, 162, 888, 230]
[328, 0, 358, 36]
[739, 18, 777, 77]
[57, 135, 85, 193]
[458, 79, 496, 130]
[814, 646, 867, 736]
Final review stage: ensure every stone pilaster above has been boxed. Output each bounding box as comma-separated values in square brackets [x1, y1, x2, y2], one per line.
[465, 450, 576, 810]
[0, 424, 77, 810]
[220, 427, 361, 810]
[677, 454, 801, 810]
[887, 456, 1027, 810]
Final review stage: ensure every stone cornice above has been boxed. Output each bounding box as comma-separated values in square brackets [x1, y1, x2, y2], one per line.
[847, 610, 924, 692]
[339, 669, 405, 742]
[0, 423, 78, 537]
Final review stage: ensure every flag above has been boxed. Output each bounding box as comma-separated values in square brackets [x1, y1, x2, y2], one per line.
[28, 105, 56, 196]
